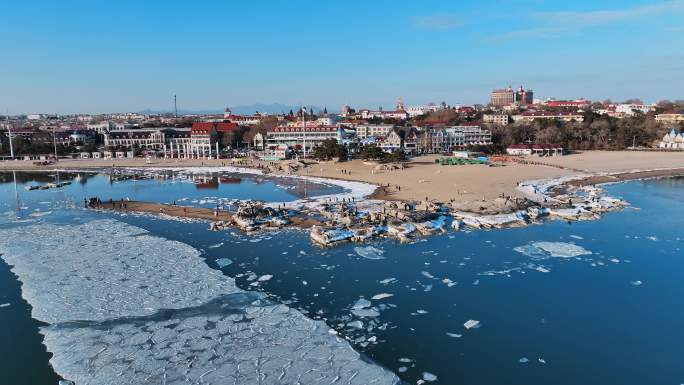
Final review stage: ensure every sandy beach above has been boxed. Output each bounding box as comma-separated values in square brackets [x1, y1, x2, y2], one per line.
[1, 151, 683, 205]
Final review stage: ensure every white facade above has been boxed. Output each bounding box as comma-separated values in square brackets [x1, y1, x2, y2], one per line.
[483, 113, 509, 125]
[655, 113, 684, 123]
[355, 124, 394, 139]
[615, 103, 656, 115]
[266, 126, 341, 155]
[659, 129, 684, 149]
[444, 125, 493, 146]
[406, 105, 441, 118]
[359, 109, 408, 120]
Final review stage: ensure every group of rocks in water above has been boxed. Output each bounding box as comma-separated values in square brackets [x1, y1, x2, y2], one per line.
[83, 174, 628, 248]
[201, 180, 628, 247]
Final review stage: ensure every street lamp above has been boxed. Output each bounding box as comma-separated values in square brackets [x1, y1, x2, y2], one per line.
[52, 127, 58, 160]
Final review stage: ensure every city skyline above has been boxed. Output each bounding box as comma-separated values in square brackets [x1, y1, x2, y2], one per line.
[2, 0, 684, 114]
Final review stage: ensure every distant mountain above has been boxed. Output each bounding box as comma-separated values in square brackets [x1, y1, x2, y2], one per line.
[138, 103, 331, 116]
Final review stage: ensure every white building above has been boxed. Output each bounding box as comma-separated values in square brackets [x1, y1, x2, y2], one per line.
[103, 128, 191, 156]
[355, 124, 395, 139]
[358, 109, 408, 120]
[483, 113, 510, 125]
[512, 111, 585, 123]
[86, 121, 115, 134]
[266, 126, 342, 155]
[659, 129, 684, 149]
[655, 113, 684, 124]
[615, 103, 656, 115]
[444, 124, 493, 147]
[405, 105, 441, 118]
[506, 144, 563, 156]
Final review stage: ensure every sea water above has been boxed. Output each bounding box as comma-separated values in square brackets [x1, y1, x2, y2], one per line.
[0, 171, 683, 385]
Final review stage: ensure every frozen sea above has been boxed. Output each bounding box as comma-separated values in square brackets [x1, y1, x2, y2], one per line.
[1, 171, 683, 385]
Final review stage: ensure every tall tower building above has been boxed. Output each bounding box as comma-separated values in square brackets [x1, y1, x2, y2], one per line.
[490, 86, 515, 107]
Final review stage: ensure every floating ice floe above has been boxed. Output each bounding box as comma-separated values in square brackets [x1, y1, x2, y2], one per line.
[371, 293, 393, 300]
[421, 271, 435, 279]
[257, 274, 273, 282]
[379, 277, 397, 285]
[215, 258, 233, 268]
[354, 246, 385, 260]
[446, 332, 462, 338]
[352, 298, 372, 310]
[0, 219, 399, 385]
[631, 280, 643, 286]
[422, 372, 438, 382]
[208, 242, 224, 248]
[352, 308, 381, 318]
[28, 210, 52, 217]
[515, 241, 592, 259]
[519, 357, 529, 363]
[464, 319, 481, 329]
[0, 303, 10, 308]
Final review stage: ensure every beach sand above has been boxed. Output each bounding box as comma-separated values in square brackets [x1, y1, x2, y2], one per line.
[2, 151, 683, 205]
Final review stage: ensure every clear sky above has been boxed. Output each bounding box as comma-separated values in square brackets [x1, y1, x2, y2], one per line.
[2, 0, 683, 114]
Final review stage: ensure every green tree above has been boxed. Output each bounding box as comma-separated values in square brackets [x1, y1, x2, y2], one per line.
[311, 139, 347, 161]
[360, 145, 385, 160]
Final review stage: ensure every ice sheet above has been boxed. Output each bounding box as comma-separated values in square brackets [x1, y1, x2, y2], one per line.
[0, 219, 399, 385]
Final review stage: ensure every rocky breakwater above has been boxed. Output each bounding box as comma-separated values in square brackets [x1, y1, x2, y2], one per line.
[310, 200, 448, 246]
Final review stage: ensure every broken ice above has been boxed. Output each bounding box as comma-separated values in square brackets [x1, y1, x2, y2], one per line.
[0, 219, 400, 385]
[354, 245, 385, 260]
[515, 241, 592, 259]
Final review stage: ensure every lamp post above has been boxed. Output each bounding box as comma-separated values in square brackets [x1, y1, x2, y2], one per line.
[52, 126, 58, 160]
[6, 111, 14, 159]
[302, 106, 307, 158]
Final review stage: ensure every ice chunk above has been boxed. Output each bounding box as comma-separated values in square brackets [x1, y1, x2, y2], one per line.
[422, 372, 438, 382]
[464, 320, 481, 329]
[257, 274, 273, 282]
[371, 293, 393, 300]
[347, 320, 364, 329]
[421, 271, 435, 279]
[352, 308, 381, 318]
[354, 245, 385, 260]
[631, 280, 643, 286]
[352, 298, 372, 309]
[538, 358, 546, 364]
[208, 242, 224, 249]
[416, 309, 428, 315]
[446, 332, 462, 338]
[215, 258, 233, 268]
[29, 211, 52, 217]
[379, 277, 397, 285]
[0, 303, 10, 308]
[397, 366, 408, 373]
[515, 241, 592, 259]
[519, 357, 529, 363]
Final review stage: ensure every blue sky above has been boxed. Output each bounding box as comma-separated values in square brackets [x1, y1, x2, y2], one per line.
[2, 0, 683, 114]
